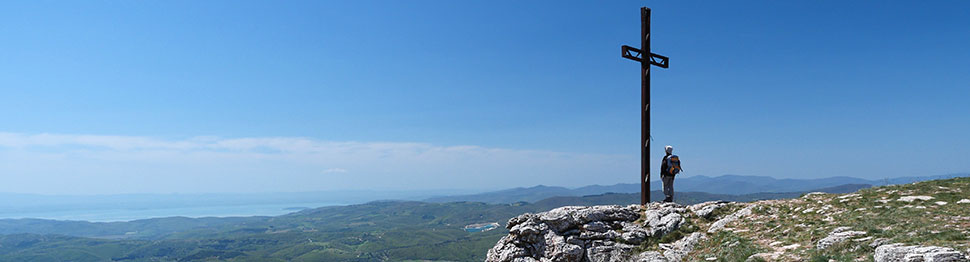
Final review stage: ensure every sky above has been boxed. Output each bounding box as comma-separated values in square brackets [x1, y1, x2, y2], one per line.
[0, 1, 968, 195]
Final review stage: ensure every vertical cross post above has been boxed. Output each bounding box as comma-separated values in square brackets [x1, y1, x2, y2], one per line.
[622, 7, 668, 205]
[640, 7, 650, 206]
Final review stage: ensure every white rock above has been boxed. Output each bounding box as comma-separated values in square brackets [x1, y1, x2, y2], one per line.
[897, 196, 935, 202]
[633, 251, 666, 262]
[854, 236, 873, 242]
[839, 193, 861, 199]
[935, 201, 948, 206]
[662, 232, 705, 261]
[817, 227, 867, 250]
[488, 204, 699, 262]
[689, 201, 729, 219]
[957, 199, 970, 204]
[874, 243, 969, 262]
[708, 205, 756, 233]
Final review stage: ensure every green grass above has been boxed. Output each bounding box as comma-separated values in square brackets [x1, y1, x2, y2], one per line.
[688, 177, 970, 261]
[690, 231, 767, 262]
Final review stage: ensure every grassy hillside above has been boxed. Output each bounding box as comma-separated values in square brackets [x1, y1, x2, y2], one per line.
[1, 201, 518, 262]
[682, 177, 970, 261]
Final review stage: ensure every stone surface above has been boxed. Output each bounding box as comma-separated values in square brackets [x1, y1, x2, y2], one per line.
[898, 196, 935, 202]
[486, 203, 704, 262]
[487, 204, 690, 262]
[875, 243, 969, 262]
[633, 251, 667, 262]
[708, 205, 756, 233]
[817, 227, 867, 250]
[689, 201, 729, 219]
[662, 232, 705, 261]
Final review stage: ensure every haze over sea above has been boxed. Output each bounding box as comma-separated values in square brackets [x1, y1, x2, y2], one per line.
[0, 202, 338, 222]
[0, 189, 462, 222]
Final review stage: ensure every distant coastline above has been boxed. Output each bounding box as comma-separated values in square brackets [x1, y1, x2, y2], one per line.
[0, 202, 339, 222]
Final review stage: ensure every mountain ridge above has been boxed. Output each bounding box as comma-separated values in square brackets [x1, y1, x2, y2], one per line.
[425, 173, 970, 204]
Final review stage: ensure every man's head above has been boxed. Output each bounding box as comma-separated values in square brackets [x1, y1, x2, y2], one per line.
[665, 145, 673, 154]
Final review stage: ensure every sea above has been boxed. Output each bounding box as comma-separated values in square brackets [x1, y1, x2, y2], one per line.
[0, 202, 339, 222]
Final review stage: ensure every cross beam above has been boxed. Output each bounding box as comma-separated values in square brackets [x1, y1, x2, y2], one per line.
[621, 7, 669, 205]
[621, 45, 668, 68]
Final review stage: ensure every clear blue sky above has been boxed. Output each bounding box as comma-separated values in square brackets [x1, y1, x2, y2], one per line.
[1, 1, 968, 194]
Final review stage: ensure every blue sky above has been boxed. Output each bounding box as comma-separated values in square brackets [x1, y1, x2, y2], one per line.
[0, 1, 968, 194]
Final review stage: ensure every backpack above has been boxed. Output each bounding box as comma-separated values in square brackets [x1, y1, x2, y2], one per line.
[663, 155, 681, 176]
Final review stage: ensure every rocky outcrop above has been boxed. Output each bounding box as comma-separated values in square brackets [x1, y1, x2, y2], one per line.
[874, 244, 968, 262]
[487, 177, 970, 261]
[485, 203, 691, 262]
[816, 226, 867, 250]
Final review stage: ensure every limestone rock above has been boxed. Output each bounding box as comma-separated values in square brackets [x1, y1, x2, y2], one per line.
[708, 204, 756, 233]
[633, 251, 667, 262]
[586, 242, 636, 262]
[662, 232, 705, 261]
[897, 196, 935, 202]
[487, 204, 697, 262]
[689, 201, 729, 219]
[874, 243, 968, 262]
[619, 221, 649, 244]
[817, 227, 867, 250]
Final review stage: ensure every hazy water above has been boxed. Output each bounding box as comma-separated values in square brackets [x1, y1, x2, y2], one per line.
[0, 202, 339, 222]
[463, 223, 499, 232]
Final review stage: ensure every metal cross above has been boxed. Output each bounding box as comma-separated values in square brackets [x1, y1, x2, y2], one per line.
[621, 7, 669, 205]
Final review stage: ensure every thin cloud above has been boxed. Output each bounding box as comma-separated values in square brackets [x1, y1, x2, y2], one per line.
[0, 132, 636, 194]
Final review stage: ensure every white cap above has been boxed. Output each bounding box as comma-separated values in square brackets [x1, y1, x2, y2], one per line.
[664, 145, 673, 154]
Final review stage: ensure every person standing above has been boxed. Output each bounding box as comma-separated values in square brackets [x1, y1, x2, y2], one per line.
[660, 145, 682, 203]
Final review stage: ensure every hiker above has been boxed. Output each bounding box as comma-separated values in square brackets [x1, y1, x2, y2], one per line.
[660, 145, 682, 203]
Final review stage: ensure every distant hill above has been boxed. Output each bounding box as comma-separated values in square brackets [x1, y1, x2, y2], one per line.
[531, 184, 872, 209]
[884, 173, 970, 185]
[426, 173, 970, 204]
[424, 185, 576, 204]
[662, 175, 873, 194]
